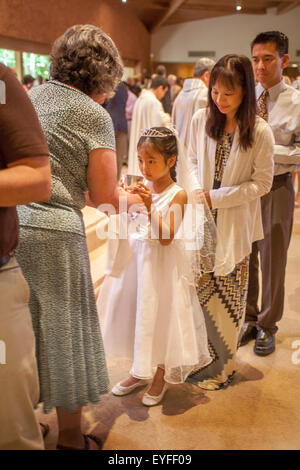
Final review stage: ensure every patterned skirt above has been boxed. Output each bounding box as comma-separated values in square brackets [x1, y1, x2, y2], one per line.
[186, 256, 249, 390]
[16, 227, 110, 413]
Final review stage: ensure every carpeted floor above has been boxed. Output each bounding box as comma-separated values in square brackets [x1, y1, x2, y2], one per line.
[39, 207, 300, 451]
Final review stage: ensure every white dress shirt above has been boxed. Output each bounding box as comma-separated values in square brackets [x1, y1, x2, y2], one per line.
[128, 89, 171, 175]
[256, 79, 300, 176]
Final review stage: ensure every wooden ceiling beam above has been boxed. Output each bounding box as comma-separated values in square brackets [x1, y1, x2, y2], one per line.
[165, 11, 231, 26]
[186, 0, 231, 4]
[121, 0, 166, 10]
[277, 0, 300, 14]
[185, 0, 263, 5]
[150, 0, 186, 33]
[178, 4, 237, 11]
[123, 0, 300, 31]
[177, 4, 266, 14]
[187, 0, 295, 4]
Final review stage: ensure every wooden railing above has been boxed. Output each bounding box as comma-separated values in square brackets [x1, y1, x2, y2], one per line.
[82, 206, 108, 299]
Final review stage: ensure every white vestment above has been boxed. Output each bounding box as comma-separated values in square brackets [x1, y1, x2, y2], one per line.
[128, 89, 171, 175]
[172, 78, 208, 149]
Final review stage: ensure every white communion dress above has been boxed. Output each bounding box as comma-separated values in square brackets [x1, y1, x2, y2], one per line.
[97, 182, 212, 384]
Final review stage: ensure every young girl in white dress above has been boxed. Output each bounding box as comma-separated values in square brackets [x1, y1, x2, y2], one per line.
[97, 127, 212, 406]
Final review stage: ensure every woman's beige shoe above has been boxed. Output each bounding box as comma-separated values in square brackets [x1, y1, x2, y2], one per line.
[112, 379, 148, 396]
[142, 383, 168, 406]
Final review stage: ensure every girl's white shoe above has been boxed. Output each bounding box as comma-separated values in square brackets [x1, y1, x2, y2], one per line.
[112, 379, 148, 396]
[142, 383, 168, 406]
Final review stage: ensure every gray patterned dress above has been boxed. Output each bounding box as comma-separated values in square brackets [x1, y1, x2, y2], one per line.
[187, 133, 249, 390]
[16, 81, 114, 413]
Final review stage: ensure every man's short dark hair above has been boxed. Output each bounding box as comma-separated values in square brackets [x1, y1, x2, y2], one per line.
[251, 31, 289, 56]
[150, 76, 168, 90]
[155, 65, 166, 76]
[22, 75, 35, 85]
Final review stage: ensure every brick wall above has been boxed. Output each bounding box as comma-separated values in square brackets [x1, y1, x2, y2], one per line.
[0, 0, 150, 68]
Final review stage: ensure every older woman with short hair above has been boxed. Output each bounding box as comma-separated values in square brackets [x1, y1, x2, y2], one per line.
[16, 24, 131, 450]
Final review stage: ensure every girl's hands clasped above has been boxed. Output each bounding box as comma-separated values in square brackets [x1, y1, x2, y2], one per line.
[131, 183, 152, 213]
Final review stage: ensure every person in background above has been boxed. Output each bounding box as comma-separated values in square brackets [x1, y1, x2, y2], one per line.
[22, 74, 35, 92]
[168, 74, 181, 107]
[176, 76, 184, 88]
[0, 63, 51, 450]
[156, 64, 172, 115]
[292, 75, 300, 90]
[127, 76, 141, 97]
[172, 57, 215, 148]
[141, 69, 152, 89]
[125, 81, 137, 164]
[172, 76, 183, 104]
[104, 81, 128, 180]
[128, 76, 171, 176]
[283, 75, 291, 86]
[240, 31, 300, 356]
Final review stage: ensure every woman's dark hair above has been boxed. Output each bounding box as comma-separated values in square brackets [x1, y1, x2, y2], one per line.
[206, 54, 256, 150]
[50, 24, 123, 97]
[137, 127, 178, 182]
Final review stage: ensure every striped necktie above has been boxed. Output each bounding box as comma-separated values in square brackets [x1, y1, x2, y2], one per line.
[257, 90, 269, 121]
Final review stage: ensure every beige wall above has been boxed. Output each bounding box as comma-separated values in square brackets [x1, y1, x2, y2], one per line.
[0, 0, 150, 68]
[153, 61, 195, 79]
[151, 7, 300, 64]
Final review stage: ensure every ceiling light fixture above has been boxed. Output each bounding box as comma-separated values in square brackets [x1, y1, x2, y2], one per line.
[236, 1, 243, 11]
[122, 0, 127, 3]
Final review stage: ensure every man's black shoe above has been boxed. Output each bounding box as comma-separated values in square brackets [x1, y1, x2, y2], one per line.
[254, 329, 275, 356]
[238, 322, 257, 347]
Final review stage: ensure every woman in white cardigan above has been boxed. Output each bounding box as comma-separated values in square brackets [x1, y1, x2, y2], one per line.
[185, 54, 274, 390]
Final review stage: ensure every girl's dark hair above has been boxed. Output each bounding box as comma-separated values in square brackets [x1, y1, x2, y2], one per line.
[206, 54, 256, 150]
[137, 127, 178, 182]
